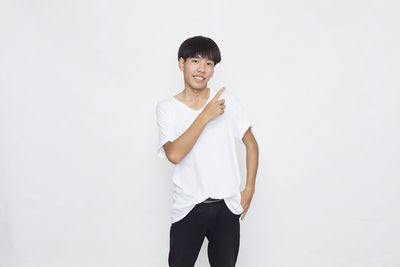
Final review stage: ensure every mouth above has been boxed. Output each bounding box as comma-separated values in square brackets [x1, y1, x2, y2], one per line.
[193, 75, 206, 81]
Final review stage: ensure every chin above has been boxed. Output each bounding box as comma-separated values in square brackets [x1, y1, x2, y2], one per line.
[190, 83, 207, 90]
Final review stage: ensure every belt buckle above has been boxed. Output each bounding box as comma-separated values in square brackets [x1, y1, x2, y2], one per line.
[202, 197, 222, 204]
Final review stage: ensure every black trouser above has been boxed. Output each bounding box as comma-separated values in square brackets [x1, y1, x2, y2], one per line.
[168, 199, 241, 267]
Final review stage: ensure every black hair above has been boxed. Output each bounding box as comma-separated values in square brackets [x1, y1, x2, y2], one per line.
[178, 36, 221, 65]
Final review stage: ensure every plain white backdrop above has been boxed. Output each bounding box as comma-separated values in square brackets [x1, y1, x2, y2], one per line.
[1, 0, 399, 266]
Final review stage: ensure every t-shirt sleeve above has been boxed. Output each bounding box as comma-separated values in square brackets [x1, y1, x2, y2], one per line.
[156, 101, 179, 159]
[231, 92, 253, 145]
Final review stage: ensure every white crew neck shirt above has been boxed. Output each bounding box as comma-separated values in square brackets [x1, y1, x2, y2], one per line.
[156, 87, 253, 224]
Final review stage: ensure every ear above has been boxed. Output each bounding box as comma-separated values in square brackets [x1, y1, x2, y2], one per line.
[178, 57, 185, 71]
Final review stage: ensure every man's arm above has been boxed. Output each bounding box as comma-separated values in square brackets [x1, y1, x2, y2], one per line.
[240, 127, 259, 220]
[163, 114, 208, 164]
[164, 87, 226, 164]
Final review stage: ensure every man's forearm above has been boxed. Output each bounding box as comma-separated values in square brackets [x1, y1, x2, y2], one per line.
[245, 142, 259, 190]
[165, 114, 208, 164]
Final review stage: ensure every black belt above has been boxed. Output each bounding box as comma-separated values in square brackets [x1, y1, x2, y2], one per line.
[202, 197, 223, 204]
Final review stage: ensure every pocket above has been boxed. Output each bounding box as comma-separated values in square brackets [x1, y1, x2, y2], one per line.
[223, 201, 242, 217]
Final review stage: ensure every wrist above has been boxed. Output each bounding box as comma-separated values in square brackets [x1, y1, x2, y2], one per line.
[244, 185, 255, 192]
[198, 112, 209, 124]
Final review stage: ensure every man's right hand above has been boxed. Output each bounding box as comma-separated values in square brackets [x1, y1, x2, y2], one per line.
[201, 87, 226, 123]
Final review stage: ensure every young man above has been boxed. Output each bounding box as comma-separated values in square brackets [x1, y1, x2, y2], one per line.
[156, 36, 259, 267]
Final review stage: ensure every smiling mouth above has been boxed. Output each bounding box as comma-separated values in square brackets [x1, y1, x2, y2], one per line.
[193, 76, 205, 81]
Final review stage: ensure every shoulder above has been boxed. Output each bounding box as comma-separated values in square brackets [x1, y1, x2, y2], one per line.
[156, 96, 174, 112]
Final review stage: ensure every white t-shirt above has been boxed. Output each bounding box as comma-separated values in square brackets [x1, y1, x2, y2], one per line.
[156, 87, 253, 224]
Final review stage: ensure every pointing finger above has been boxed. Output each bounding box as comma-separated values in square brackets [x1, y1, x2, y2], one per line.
[213, 86, 226, 100]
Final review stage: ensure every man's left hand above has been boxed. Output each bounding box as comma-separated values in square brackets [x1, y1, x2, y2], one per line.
[240, 187, 255, 220]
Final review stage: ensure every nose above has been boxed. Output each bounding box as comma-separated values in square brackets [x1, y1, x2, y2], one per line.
[197, 61, 206, 73]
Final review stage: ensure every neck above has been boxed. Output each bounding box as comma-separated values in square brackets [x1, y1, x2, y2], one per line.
[182, 87, 210, 102]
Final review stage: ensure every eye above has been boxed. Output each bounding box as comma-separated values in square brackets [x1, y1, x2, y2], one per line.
[207, 62, 214, 66]
[192, 59, 198, 63]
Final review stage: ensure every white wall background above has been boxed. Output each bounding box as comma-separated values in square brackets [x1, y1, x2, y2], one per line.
[1, 0, 399, 266]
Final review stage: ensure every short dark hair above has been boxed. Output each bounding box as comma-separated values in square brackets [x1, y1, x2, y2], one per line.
[178, 36, 221, 65]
